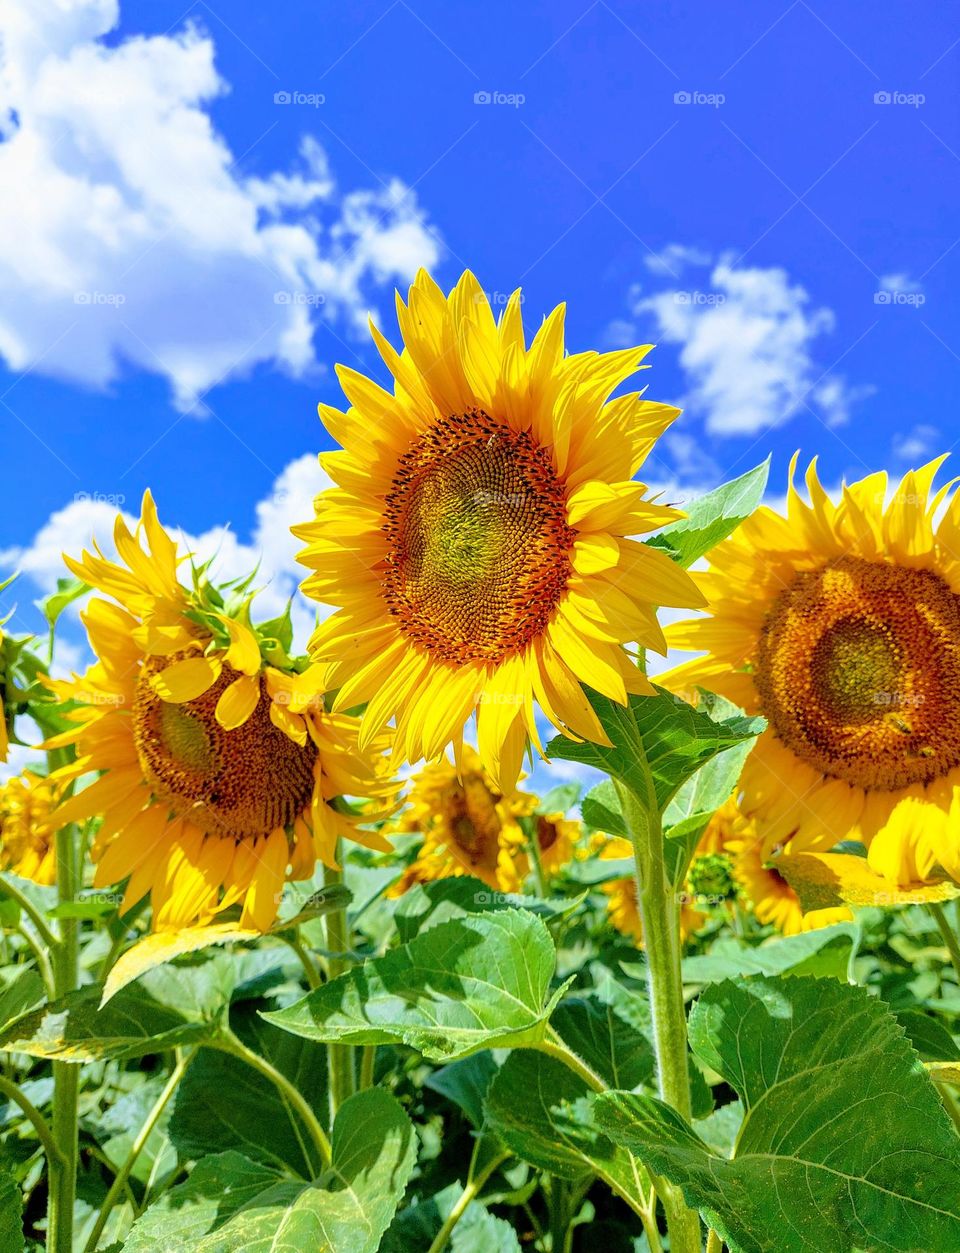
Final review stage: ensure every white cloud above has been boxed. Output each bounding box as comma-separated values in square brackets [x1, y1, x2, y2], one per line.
[0, 0, 441, 411]
[643, 243, 712, 278]
[879, 272, 923, 295]
[893, 423, 940, 463]
[5, 452, 334, 663]
[622, 250, 870, 436]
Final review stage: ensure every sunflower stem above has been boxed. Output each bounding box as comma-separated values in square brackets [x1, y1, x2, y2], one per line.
[0, 1074, 66, 1169]
[614, 777, 701, 1253]
[48, 820, 80, 1253]
[84, 1047, 196, 1252]
[425, 1142, 509, 1253]
[323, 854, 356, 1117]
[929, 903, 960, 985]
[214, 1028, 331, 1173]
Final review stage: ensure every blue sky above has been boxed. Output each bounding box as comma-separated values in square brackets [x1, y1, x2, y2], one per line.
[1, 0, 958, 669]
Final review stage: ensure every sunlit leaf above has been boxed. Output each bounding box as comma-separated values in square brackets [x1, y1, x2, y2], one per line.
[596, 976, 960, 1252]
[265, 910, 564, 1062]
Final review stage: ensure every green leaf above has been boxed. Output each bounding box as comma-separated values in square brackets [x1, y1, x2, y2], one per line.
[190, 1089, 417, 1253]
[484, 1050, 651, 1214]
[383, 1184, 521, 1253]
[895, 1009, 960, 1062]
[677, 923, 860, 984]
[551, 995, 654, 1090]
[425, 1053, 500, 1129]
[392, 875, 568, 943]
[265, 911, 563, 1062]
[645, 460, 770, 568]
[122, 1152, 286, 1253]
[580, 779, 625, 838]
[0, 1167, 23, 1253]
[169, 1012, 328, 1177]
[661, 693, 763, 883]
[595, 976, 960, 1252]
[0, 978, 219, 1061]
[546, 686, 764, 815]
[0, 968, 45, 1035]
[535, 784, 581, 815]
[38, 576, 89, 630]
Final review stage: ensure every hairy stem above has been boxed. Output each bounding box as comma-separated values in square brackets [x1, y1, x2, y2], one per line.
[324, 855, 355, 1117]
[48, 822, 80, 1253]
[615, 777, 701, 1253]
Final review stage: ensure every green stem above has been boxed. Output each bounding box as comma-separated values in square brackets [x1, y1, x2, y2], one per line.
[359, 1044, 376, 1090]
[0, 874, 58, 949]
[929, 903, 960, 984]
[16, 922, 56, 997]
[324, 855, 355, 1117]
[526, 825, 549, 898]
[286, 934, 322, 989]
[615, 778, 701, 1253]
[84, 1049, 195, 1251]
[214, 1029, 331, 1172]
[48, 822, 80, 1253]
[426, 1145, 509, 1253]
[537, 1030, 605, 1092]
[0, 1074, 66, 1168]
[706, 1228, 723, 1253]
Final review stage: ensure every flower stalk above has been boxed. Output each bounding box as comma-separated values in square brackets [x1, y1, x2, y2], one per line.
[614, 776, 701, 1253]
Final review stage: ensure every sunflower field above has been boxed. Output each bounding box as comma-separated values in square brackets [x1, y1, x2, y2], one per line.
[3, 271, 960, 1253]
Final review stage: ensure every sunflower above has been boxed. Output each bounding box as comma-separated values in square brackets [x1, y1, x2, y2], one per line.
[664, 457, 960, 889]
[705, 795, 852, 935]
[294, 269, 704, 792]
[0, 769, 60, 885]
[599, 836, 707, 945]
[388, 746, 530, 894]
[45, 493, 397, 932]
[532, 812, 580, 877]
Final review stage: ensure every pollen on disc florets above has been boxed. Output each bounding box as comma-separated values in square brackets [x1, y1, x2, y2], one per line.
[382, 409, 577, 666]
[755, 555, 960, 791]
[133, 655, 317, 840]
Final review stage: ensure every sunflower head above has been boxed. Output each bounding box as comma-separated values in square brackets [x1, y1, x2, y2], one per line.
[294, 269, 704, 792]
[48, 493, 398, 932]
[664, 457, 960, 888]
[0, 769, 60, 885]
[388, 745, 531, 895]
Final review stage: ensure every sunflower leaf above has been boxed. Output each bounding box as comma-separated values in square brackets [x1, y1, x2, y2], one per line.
[263, 910, 561, 1061]
[0, 971, 225, 1061]
[391, 874, 571, 943]
[546, 686, 764, 815]
[595, 975, 960, 1252]
[129, 1089, 416, 1253]
[675, 922, 860, 984]
[645, 459, 770, 568]
[484, 1050, 653, 1215]
[169, 1007, 329, 1177]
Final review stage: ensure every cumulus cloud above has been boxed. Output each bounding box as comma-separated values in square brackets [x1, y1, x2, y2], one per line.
[5, 452, 334, 665]
[0, 0, 440, 411]
[620, 249, 871, 436]
[892, 423, 940, 463]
